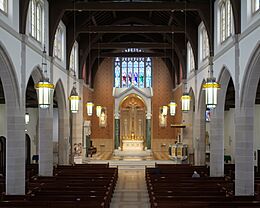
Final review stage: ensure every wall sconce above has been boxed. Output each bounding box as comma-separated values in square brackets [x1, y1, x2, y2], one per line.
[159, 106, 167, 128]
[169, 101, 177, 116]
[96, 105, 102, 117]
[99, 107, 107, 128]
[162, 105, 168, 116]
[86, 102, 94, 116]
[181, 93, 191, 112]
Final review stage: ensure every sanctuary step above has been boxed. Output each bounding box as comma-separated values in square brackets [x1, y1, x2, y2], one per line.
[113, 149, 152, 157]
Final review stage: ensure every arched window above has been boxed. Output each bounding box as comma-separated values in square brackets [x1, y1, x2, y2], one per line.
[54, 26, 63, 60]
[187, 42, 195, 74]
[201, 27, 209, 60]
[114, 49, 152, 88]
[253, 0, 260, 12]
[30, 0, 43, 42]
[0, 0, 7, 13]
[70, 42, 78, 76]
[220, 0, 232, 43]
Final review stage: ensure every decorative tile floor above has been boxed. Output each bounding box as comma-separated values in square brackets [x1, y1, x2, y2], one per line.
[110, 169, 150, 208]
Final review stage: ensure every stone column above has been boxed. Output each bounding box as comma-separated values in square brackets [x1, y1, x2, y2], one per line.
[39, 107, 53, 176]
[233, 34, 254, 196]
[114, 112, 120, 149]
[193, 109, 206, 165]
[210, 108, 224, 177]
[146, 113, 152, 149]
[235, 107, 254, 196]
[58, 114, 70, 165]
[6, 108, 25, 195]
[6, 34, 26, 195]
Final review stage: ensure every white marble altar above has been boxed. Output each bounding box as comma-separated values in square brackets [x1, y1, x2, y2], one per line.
[122, 140, 144, 151]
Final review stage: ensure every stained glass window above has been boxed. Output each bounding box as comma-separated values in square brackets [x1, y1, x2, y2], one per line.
[114, 57, 121, 88]
[122, 58, 127, 87]
[139, 58, 145, 88]
[114, 49, 152, 88]
[127, 58, 133, 87]
[146, 57, 152, 88]
[133, 59, 139, 87]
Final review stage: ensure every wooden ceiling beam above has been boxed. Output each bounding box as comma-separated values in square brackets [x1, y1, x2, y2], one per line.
[92, 42, 172, 49]
[58, 1, 207, 11]
[80, 25, 184, 33]
[99, 52, 170, 57]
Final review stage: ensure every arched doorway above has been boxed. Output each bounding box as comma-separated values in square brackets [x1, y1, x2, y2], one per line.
[120, 94, 146, 151]
[54, 80, 69, 165]
[194, 82, 206, 166]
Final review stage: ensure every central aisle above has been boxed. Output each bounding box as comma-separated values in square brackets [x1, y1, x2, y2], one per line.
[110, 169, 150, 208]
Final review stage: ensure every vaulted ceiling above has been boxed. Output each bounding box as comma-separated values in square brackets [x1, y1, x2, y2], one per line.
[19, 0, 241, 88]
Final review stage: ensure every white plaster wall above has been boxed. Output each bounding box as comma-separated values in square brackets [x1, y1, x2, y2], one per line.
[241, 0, 260, 33]
[25, 43, 46, 83]
[0, 0, 19, 32]
[53, 64, 70, 101]
[214, 46, 236, 83]
[0, 104, 7, 137]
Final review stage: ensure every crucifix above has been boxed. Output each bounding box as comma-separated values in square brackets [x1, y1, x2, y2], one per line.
[128, 97, 138, 140]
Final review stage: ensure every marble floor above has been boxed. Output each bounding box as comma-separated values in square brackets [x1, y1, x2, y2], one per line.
[110, 169, 150, 208]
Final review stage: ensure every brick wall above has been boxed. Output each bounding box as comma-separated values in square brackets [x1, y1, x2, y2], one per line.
[151, 58, 182, 151]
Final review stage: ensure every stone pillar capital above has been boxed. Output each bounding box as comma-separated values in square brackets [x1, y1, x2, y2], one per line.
[114, 112, 120, 119]
[146, 112, 152, 119]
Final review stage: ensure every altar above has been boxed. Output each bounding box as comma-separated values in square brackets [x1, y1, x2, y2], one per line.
[122, 140, 144, 151]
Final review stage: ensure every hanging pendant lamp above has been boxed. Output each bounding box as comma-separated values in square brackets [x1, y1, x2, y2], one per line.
[69, 86, 81, 113]
[35, 47, 54, 109]
[86, 101, 94, 116]
[169, 101, 177, 116]
[203, 77, 220, 109]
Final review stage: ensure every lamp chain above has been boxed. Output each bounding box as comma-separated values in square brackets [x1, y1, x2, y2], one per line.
[42, 45, 47, 80]
[73, 0, 77, 89]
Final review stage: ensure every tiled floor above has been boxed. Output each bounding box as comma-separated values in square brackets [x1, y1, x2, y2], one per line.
[110, 169, 150, 208]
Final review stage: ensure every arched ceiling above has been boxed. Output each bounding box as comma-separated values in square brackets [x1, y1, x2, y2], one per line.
[19, 0, 241, 88]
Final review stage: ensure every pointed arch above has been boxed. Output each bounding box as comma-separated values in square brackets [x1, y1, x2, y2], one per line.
[54, 79, 69, 165]
[0, 42, 20, 107]
[240, 42, 260, 108]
